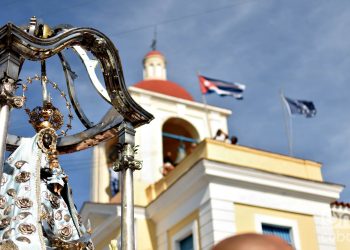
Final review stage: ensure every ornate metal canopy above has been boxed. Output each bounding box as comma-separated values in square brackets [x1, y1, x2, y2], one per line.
[1, 18, 153, 153]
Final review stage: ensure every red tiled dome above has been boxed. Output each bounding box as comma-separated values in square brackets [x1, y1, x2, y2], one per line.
[134, 79, 193, 101]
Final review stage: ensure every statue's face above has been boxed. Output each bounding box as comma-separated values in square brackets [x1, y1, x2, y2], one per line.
[50, 159, 59, 168]
[43, 133, 53, 149]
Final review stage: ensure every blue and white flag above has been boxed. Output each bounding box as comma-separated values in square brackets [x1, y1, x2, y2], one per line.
[283, 96, 316, 118]
[198, 75, 246, 99]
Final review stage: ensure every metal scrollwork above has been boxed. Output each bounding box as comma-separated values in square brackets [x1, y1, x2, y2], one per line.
[0, 75, 23, 109]
[7, 96, 25, 109]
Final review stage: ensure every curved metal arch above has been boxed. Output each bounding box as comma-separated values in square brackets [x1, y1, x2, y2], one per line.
[0, 24, 153, 126]
[58, 45, 114, 129]
[72, 45, 111, 103]
[58, 51, 94, 129]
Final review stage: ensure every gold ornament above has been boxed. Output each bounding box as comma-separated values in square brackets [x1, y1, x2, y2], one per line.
[15, 197, 33, 209]
[55, 210, 63, 221]
[15, 171, 31, 183]
[15, 160, 27, 169]
[18, 223, 36, 235]
[16, 212, 32, 221]
[4, 204, 14, 216]
[64, 214, 71, 222]
[49, 194, 60, 209]
[1, 175, 7, 186]
[0, 217, 10, 229]
[59, 225, 73, 240]
[16, 236, 31, 244]
[2, 228, 14, 240]
[0, 240, 19, 250]
[26, 102, 64, 132]
[6, 189, 17, 198]
[0, 195, 6, 209]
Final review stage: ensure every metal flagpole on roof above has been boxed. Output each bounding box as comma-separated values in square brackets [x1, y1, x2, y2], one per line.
[201, 94, 213, 138]
[280, 90, 293, 156]
[197, 72, 213, 138]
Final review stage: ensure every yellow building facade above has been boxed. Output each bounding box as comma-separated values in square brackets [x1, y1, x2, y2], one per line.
[81, 50, 350, 250]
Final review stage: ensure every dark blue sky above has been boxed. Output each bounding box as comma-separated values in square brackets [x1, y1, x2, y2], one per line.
[3, 0, 350, 208]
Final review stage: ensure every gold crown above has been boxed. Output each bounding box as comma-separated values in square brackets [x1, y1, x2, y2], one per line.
[25, 102, 64, 132]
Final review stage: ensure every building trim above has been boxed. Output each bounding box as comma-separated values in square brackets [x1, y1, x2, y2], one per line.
[204, 160, 343, 202]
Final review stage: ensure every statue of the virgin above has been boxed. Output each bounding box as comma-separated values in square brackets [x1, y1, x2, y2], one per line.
[0, 100, 93, 249]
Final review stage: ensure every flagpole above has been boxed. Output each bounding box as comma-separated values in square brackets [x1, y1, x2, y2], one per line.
[197, 72, 213, 138]
[289, 109, 293, 156]
[201, 93, 213, 138]
[280, 90, 293, 156]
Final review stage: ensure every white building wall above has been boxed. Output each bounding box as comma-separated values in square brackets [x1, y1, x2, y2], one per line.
[314, 211, 337, 250]
[199, 197, 236, 250]
[133, 92, 164, 183]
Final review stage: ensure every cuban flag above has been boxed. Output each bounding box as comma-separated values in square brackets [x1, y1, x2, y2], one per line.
[198, 75, 246, 99]
[283, 96, 316, 118]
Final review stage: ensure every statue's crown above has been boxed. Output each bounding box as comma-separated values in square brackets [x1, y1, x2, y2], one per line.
[25, 101, 64, 132]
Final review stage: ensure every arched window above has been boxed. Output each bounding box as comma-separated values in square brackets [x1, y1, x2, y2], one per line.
[162, 118, 199, 166]
[147, 62, 155, 78]
[155, 63, 162, 77]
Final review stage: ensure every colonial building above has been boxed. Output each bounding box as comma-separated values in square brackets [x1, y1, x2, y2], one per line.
[81, 50, 349, 250]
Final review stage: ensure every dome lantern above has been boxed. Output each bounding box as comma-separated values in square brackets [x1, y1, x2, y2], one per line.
[143, 50, 167, 80]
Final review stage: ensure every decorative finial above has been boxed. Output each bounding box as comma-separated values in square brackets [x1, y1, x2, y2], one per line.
[150, 25, 157, 51]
